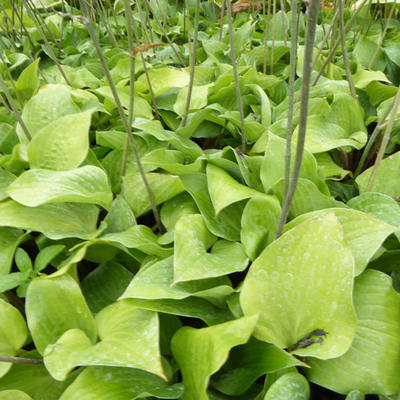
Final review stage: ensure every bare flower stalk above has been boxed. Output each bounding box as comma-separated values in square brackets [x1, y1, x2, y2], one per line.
[276, 0, 320, 238]
[227, 0, 246, 152]
[312, 0, 368, 87]
[338, 0, 357, 99]
[276, 0, 300, 239]
[79, 0, 164, 234]
[368, 1, 396, 70]
[366, 87, 400, 191]
[182, 0, 200, 127]
[23, 0, 71, 86]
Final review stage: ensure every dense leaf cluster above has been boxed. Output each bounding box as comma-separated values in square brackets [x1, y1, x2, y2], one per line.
[0, 0, 400, 399]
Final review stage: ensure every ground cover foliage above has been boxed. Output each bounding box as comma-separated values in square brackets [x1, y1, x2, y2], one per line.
[0, 0, 400, 398]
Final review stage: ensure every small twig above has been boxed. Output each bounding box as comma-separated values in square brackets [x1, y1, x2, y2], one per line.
[0, 355, 43, 365]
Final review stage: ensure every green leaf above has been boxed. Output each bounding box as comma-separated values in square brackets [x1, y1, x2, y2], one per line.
[0, 390, 32, 400]
[44, 300, 164, 380]
[173, 85, 210, 116]
[103, 195, 136, 234]
[122, 172, 184, 217]
[27, 110, 92, 171]
[0, 200, 100, 240]
[160, 193, 199, 232]
[15, 248, 32, 273]
[285, 208, 397, 276]
[348, 192, 400, 240]
[171, 315, 257, 400]
[59, 366, 183, 400]
[82, 261, 133, 313]
[15, 59, 40, 102]
[260, 134, 328, 194]
[0, 227, 24, 274]
[352, 67, 389, 89]
[307, 269, 400, 395]
[264, 372, 310, 400]
[33, 245, 66, 274]
[123, 297, 233, 325]
[273, 178, 342, 219]
[345, 391, 365, 400]
[240, 212, 356, 359]
[181, 173, 241, 241]
[17, 84, 79, 143]
[241, 196, 282, 260]
[100, 225, 172, 258]
[174, 214, 248, 283]
[215, 338, 305, 396]
[26, 274, 97, 354]
[93, 87, 153, 120]
[0, 271, 30, 293]
[136, 67, 189, 97]
[6, 167, 112, 210]
[246, 84, 272, 126]
[207, 164, 260, 214]
[121, 256, 233, 305]
[0, 168, 15, 201]
[356, 151, 400, 197]
[0, 300, 27, 378]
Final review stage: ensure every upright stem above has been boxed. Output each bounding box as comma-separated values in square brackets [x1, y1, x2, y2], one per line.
[79, 0, 164, 234]
[275, 0, 320, 237]
[121, 0, 136, 178]
[0, 72, 32, 141]
[365, 87, 400, 191]
[338, 0, 357, 99]
[182, 0, 200, 127]
[354, 97, 394, 177]
[270, 0, 276, 75]
[227, 0, 246, 152]
[277, 0, 299, 239]
[368, 1, 396, 70]
[219, 0, 226, 41]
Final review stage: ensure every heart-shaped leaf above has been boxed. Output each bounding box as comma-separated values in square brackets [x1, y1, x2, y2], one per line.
[307, 269, 400, 395]
[0, 300, 27, 378]
[44, 300, 164, 380]
[59, 366, 183, 400]
[174, 214, 248, 283]
[26, 274, 97, 354]
[6, 166, 112, 210]
[171, 315, 257, 400]
[240, 212, 357, 359]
